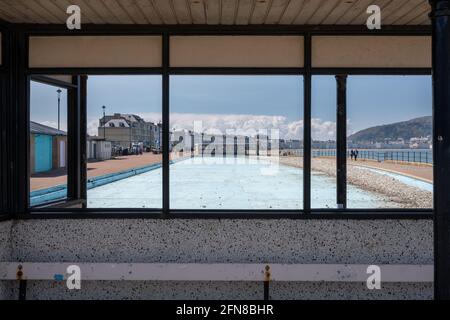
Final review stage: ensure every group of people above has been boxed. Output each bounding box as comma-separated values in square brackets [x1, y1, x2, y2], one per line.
[350, 149, 359, 161]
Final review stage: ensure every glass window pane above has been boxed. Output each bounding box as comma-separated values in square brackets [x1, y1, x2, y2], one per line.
[311, 76, 337, 208]
[29, 81, 68, 206]
[170, 75, 303, 210]
[86, 75, 162, 208]
[347, 75, 433, 209]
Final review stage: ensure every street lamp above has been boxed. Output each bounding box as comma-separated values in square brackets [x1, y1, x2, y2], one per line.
[102, 105, 106, 139]
[57, 89, 62, 130]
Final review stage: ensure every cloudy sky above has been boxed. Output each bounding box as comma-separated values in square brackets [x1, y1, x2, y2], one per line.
[30, 75, 432, 141]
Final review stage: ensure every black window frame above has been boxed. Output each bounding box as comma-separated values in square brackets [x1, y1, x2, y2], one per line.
[343, 74, 433, 210]
[0, 72, 8, 220]
[28, 75, 81, 209]
[0, 24, 10, 220]
[1, 25, 431, 220]
[0, 71, 6, 219]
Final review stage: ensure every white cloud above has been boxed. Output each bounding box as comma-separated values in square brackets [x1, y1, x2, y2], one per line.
[87, 112, 336, 141]
[87, 119, 99, 137]
[311, 118, 336, 141]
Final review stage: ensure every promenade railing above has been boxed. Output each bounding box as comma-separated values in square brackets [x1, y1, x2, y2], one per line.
[310, 149, 432, 165]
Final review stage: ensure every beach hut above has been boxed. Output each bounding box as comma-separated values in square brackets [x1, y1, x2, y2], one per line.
[29, 121, 67, 174]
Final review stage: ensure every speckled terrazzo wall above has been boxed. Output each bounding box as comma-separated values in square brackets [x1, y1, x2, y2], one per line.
[1, 219, 433, 300]
[7, 280, 433, 300]
[0, 221, 12, 300]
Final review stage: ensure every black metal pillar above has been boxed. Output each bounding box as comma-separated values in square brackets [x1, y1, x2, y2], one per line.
[0, 26, 7, 216]
[336, 75, 347, 209]
[18, 280, 27, 300]
[303, 35, 312, 213]
[0, 74, 4, 214]
[79, 75, 88, 207]
[67, 77, 81, 201]
[162, 32, 170, 216]
[0, 70, 7, 215]
[430, 0, 450, 300]
[11, 30, 28, 214]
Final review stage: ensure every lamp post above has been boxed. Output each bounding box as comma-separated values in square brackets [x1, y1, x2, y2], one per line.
[102, 105, 106, 139]
[57, 89, 62, 130]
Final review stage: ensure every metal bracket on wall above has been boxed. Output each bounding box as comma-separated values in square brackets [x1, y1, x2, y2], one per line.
[264, 265, 271, 300]
[16, 264, 27, 300]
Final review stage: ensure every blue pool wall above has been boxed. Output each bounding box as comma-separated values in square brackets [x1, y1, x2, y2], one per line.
[30, 162, 164, 206]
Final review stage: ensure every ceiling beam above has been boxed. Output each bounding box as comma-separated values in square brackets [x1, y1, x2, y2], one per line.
[7, 23, 431, 35]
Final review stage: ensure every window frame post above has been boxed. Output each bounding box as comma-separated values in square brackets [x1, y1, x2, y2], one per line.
[335, 74, 348, 210]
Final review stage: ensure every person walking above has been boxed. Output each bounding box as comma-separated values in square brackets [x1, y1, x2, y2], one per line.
[354, 149, 359, 161]
[350, 149, 354, 161]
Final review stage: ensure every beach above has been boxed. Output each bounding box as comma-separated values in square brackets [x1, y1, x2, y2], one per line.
[279, 156, 433, 208]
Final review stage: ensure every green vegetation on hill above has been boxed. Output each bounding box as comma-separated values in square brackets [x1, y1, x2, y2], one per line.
[348, 116, 432, 142]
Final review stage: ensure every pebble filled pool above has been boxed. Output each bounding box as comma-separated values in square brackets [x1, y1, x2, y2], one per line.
[357, 166, 433, 192]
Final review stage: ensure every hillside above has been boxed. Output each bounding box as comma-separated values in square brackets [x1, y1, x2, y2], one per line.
[348, 116, 432, 143]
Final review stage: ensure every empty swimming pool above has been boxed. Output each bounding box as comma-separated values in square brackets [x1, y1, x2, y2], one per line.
[87, 156, 390, 209]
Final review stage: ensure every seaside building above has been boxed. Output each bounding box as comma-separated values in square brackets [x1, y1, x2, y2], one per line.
[86, 136, 112, 161]
[410, 137, 432, 149]
[98, 113, 159, 150]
